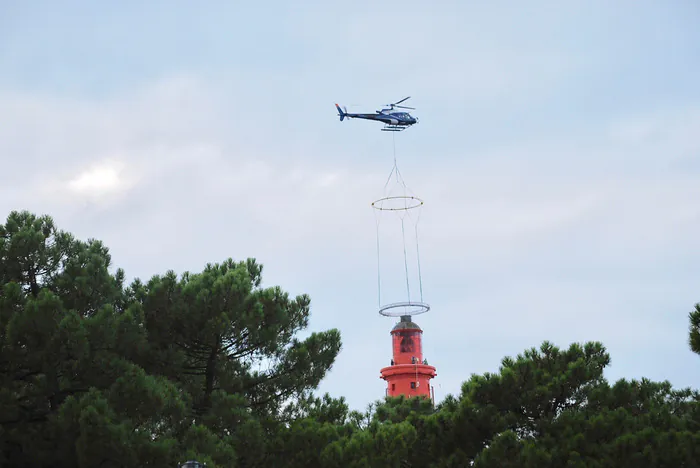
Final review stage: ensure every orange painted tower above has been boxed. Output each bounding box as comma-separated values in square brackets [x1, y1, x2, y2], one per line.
[380, 314, 437, 399]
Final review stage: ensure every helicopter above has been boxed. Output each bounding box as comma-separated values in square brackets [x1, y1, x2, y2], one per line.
[335, 96, 418, 131]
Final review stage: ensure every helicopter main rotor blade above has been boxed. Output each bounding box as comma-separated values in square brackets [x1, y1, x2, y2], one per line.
[395, 105, 415, 110]
[394, 96, 411, 105]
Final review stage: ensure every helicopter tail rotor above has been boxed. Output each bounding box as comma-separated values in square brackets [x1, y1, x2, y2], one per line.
[335, 103, 347, 121]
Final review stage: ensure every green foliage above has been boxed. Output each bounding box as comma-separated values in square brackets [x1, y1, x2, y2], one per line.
[0, 210, 340, 466]
[311, 341, 700, 468]
[1, 209, 698, 466]
[127, 256, 342, 422]
[690, 303, 700, 355]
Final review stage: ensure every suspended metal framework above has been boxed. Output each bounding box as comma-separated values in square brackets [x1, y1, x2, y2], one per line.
[373, 127, 437, 402]
[372, 132, 429, 318]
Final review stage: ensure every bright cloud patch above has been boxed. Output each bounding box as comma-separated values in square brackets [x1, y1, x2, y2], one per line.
[67, 160, 128, 197]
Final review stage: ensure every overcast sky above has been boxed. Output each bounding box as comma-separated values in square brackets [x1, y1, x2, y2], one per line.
[2, 0, 699, 412]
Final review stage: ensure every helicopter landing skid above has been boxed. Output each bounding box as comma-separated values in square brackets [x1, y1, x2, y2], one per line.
[381, 125, 406, 132]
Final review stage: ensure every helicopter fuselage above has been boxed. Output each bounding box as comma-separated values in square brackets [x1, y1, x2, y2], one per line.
[335, 97, 418, 131]
[335, 104, 417, 131]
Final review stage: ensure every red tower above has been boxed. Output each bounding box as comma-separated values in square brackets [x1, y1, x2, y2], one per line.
[380, 314, 437, 399]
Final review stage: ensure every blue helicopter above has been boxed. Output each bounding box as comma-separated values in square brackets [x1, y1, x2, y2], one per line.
[335, 96, 418, 132]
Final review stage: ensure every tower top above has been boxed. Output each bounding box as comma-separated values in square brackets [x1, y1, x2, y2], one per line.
[392, 315, 422, 331]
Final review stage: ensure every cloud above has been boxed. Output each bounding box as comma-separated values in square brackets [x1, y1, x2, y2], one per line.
[1, 74, 698, 290]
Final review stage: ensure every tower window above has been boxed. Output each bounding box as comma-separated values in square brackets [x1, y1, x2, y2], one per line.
[399, 331, 416, 353]
[392, 384, 396, 391]
[410, 382, 416, 389]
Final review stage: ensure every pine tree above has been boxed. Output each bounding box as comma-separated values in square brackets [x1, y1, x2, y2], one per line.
[689, 303, 700, 355]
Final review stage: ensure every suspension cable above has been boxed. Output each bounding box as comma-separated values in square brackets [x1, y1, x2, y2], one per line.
[375, 210, 381, 307]
[401, 217, 411, 302]
[415, 223, 424, 302]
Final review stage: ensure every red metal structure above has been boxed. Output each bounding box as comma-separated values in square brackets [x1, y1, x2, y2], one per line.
[380, 315, 437, 399]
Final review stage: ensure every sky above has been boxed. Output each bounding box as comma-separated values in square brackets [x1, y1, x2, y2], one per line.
[1, 0, 699, 412]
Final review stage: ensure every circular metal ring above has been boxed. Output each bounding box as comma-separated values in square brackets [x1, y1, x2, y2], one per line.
[371, 195, 424, 211]
[378, 301, 431, 317]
